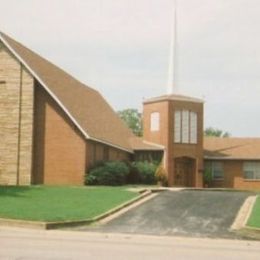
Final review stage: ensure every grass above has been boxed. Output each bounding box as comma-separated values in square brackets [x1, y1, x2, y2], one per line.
[247, 195, 260, 229]
[0, 186, 138, 222]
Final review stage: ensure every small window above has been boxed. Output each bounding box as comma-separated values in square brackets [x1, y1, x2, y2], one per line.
[212, 162, 224, 180]
[205, 161, 224, 180]
[243, 162, 260, 180]
[150, 112, 160, 131]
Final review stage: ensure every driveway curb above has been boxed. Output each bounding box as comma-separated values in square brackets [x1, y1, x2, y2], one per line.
[231, 195, 260, 239]
[0, 189, 153, 230]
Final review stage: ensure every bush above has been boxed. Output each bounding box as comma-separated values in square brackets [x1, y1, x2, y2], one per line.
[86, 161, 129, 186]
[131, 161, 157, 184]
[155, 164, 168, 186]
[203, 168, 212, 186]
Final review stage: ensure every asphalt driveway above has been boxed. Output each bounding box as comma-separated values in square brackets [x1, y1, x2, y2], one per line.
[86, 190, 252, 239]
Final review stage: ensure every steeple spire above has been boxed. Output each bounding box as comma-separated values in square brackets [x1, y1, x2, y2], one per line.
[167, 0, 178, 95]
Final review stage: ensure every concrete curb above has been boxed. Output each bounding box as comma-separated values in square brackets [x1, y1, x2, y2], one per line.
[0, 189, 153, 230]
[231, 195, 257, 230]
[231, 195, 260, 238]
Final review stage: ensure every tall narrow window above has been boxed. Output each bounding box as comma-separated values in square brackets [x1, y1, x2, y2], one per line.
[212, 162, 224, 180]
[174, 111, 181, 143]
[150, 112, 160, 131]
[174, 110, 198, 144]
[190, 112, 197, 144]
[181, 110, 189, 143]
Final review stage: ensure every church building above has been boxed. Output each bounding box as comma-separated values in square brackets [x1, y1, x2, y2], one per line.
[0, 32, 260, 189]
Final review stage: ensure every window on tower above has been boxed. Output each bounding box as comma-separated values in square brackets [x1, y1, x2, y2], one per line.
[150, 112, 160, 131]
[174, 110, 198, 144]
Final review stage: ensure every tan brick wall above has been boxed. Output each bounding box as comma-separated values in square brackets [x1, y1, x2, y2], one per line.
[0, 42, 34, 185]
[33, 84, 87, 185]
[143, 99, 204, 187]
[207, 160, 260, 190]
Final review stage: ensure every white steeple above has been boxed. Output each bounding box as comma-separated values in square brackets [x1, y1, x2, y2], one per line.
[167, 0, 178, 95]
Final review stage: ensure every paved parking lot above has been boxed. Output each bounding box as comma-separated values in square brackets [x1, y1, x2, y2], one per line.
[85, 190, 252, 239]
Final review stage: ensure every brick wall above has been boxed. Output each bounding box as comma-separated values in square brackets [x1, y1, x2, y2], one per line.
[207, 160, 260, 190]
[0, 42, 34, 185]
[143, 98, 204, 187]
[33, 84, 86, 185]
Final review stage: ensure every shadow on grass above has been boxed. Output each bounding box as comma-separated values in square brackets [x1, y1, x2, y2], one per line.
[0, 186, 33, 197]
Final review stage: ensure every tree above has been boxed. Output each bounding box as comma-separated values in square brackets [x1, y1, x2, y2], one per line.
[117, 109, 143, 136]
[204, 127, 231, 137]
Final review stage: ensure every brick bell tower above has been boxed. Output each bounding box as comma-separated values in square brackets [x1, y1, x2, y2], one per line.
[142, 0, 204, 187]
[143, 95, 204, 187]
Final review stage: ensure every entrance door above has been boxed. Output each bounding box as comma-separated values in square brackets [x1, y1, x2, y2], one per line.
[174, 157, 194, 187]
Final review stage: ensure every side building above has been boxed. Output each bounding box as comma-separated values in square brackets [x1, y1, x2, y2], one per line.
[204, 137, 260, 189]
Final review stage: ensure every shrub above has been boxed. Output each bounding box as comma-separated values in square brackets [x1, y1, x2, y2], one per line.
[131, 161, 157, 184]
[86, 161, 129, 186]
[155, 164, 168, 186]
[203, 168, 212, 186]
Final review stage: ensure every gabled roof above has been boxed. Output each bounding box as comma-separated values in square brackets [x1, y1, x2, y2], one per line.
[204, 137, 260, 160]
[144, 94, 203, 104]
[0, 32, 134, 152]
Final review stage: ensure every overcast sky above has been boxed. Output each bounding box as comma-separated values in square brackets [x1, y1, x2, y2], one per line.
[1, 0, 260, 137]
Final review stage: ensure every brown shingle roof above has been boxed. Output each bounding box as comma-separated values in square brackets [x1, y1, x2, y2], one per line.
[144, 94, 203, 104]
[204, 137, 260, 160]
[0, 32, 134, 152]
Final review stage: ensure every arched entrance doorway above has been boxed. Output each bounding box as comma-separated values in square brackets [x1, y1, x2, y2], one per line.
[174, 157, 196, 187]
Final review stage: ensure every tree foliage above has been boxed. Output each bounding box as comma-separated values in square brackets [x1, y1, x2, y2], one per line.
[118, 108, 143, 136]
[204, 127, 231, 137]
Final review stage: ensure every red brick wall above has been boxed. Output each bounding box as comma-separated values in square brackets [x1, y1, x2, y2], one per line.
[143, 99, 204, 187]
[207, 159, 260, 190]
[33, 84, 86, 185]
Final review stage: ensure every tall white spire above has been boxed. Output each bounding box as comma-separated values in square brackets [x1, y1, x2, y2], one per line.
[167, 0, 178, 95]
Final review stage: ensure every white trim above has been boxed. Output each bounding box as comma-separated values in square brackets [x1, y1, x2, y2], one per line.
[0, 34, 133, 153]
[142, 140, 165, 149]
[90, 137, 133, 154]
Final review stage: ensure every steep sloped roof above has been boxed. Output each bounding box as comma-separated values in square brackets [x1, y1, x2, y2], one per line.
[0, 32, 134, 152]
[204, 137, 260, 160]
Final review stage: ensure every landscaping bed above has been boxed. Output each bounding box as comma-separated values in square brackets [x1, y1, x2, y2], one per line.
[0, 186, 138, 222]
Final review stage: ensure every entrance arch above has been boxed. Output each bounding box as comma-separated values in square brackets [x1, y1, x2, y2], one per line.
[173, 157, 196, 187]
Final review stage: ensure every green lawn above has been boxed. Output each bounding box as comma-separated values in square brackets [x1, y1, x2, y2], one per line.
[247, 195, 260, 228]
[0, 186, 138, 222]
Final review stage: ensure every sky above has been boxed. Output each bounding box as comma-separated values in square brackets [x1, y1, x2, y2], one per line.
[1, 0, 260, 137]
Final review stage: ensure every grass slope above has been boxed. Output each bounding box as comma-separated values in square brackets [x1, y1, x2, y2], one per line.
[0, 186, 137, 222]
[247, 195, 260, 228]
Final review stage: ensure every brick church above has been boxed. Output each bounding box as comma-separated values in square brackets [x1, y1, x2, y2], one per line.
[1, 32, 260, 189]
